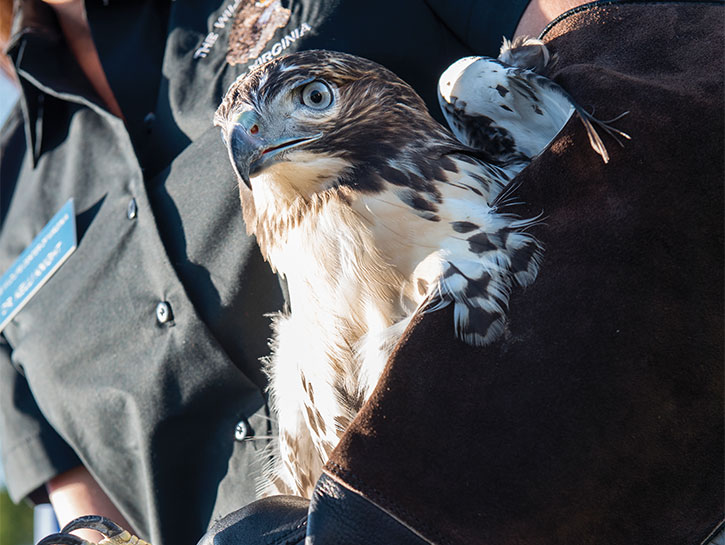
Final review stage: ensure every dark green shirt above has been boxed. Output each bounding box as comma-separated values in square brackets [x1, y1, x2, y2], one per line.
[0, 1, 527, 542]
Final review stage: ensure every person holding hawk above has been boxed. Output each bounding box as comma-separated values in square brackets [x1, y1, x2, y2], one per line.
[0, 0, 721, 544]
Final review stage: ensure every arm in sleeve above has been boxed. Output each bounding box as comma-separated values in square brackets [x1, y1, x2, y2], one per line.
[0, 98, 81, 507]
[0, 334, 81, 504]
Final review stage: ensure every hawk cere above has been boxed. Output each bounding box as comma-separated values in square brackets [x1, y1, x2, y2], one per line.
[38, 41, 628, 543]
[212, 42, 624, 498]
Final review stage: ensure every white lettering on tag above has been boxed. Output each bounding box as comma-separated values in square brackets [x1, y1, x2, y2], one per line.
[0, 199, 77, 332]
[0, 213, 69, 295]
[13, 241, 62, 301]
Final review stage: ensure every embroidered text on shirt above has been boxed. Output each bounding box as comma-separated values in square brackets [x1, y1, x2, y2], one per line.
[245, 22, 311, 71]
[194, 0, 296, 62]
[194, 0, 244, 59]
[227, 0, 292, 65]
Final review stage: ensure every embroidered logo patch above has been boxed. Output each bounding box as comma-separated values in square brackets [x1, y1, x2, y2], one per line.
[227, 0, 292, 66]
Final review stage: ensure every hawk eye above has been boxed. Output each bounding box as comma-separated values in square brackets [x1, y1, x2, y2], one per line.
[301, 81, 333, 110]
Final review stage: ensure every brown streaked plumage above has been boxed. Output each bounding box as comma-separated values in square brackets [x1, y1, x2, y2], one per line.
[215, 50, 542, 498]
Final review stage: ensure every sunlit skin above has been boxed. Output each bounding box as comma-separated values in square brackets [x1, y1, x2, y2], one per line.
[515, 0, 590, 37]
[47, 466, 135, 542]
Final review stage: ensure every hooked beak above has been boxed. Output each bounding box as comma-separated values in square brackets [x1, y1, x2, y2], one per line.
[225, 111, 322, 189]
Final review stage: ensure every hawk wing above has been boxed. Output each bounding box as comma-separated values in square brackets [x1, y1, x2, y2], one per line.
[438, 37, 630, 165]
[351, 158, 542, 348]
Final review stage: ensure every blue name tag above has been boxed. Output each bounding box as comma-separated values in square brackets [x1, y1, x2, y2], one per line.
[0, 199, 77, 332]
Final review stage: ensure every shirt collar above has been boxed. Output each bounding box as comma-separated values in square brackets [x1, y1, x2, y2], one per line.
[8, 0, 58, 45]
[7, 0, 103, 165]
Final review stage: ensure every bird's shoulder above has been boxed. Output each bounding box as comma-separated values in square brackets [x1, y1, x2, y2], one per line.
[438, 56, 574, 162]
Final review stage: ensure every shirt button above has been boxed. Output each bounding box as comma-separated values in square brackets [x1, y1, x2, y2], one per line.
[144, 112, 156, 132]
[234, 420, 250, 441]
[156, 301, 173, 324]
[127, 198, 138, 220]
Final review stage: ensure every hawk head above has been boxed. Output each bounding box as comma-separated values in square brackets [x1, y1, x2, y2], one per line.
[214, 50, 461, 210]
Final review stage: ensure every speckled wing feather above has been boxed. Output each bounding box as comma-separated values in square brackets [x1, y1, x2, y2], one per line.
[438, 37, 630, 165]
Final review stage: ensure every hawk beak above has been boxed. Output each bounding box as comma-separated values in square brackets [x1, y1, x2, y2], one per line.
[226, 114, 323, 189]
[228, 122, 262, 189]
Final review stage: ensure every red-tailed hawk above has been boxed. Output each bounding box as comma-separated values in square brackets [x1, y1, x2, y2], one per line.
[212, 48, 556, 498]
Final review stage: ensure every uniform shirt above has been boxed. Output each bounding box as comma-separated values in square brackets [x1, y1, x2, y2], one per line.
[0, 0, 527, 543]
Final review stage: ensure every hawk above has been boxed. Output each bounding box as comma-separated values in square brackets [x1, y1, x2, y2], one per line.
[212, 47, 561, 499]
